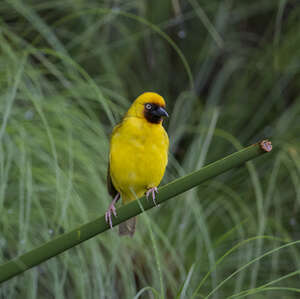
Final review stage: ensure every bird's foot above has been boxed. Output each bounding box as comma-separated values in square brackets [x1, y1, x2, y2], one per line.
[146, 187, 158, 206]
[105, 193, 120, 228]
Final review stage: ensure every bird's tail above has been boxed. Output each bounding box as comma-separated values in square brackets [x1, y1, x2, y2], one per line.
[119, 217, 136, 237]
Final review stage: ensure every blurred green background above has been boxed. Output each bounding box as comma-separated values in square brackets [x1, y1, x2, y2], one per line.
[1, 0, 300, 298]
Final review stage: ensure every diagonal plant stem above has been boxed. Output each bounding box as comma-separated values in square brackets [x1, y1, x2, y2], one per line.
[0, 140, 272, 283]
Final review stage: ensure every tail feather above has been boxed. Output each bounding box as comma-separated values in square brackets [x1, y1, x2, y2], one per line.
[119, 217, 136, 237]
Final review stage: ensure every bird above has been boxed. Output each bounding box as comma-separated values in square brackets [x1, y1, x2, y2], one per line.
[105, 92, 169, 236]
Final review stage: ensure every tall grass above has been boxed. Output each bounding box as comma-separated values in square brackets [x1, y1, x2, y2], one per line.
[0, 0, 300, 298]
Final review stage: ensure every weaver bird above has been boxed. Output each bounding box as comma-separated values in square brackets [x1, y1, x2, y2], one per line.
[105, 92, 169, 236]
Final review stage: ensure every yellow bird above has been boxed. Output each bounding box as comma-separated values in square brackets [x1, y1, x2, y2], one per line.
[105, 92, 169, 236]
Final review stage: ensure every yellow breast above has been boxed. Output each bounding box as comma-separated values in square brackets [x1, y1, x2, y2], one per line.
[109, 117, 169, 203]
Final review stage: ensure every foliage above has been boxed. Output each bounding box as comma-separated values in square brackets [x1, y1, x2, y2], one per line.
[0, 0, 300, 298]
[0, 143, 270, 284]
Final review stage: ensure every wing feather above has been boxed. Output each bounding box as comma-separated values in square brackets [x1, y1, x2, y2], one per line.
[107, 162, 118, 198]
[107, 122, 122, 198]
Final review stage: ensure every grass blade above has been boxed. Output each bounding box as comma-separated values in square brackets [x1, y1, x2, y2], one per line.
[0, 140, 272, 283]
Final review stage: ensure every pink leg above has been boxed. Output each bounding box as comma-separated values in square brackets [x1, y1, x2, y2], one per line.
[105, 193, 120, 228]
[146, 187, 158, 206]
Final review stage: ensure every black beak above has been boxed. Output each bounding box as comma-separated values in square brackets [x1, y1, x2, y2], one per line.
[153, 106, 169, 118]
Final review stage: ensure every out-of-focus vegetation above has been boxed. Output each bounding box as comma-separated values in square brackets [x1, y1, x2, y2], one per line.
[0, 0, 300, 298]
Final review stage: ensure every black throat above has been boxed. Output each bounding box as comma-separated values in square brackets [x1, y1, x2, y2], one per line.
[144, 103, 162, 124]
[144, 111, 162, 124]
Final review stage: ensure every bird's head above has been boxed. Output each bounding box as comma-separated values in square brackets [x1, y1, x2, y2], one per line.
[126, 92, 169, 124]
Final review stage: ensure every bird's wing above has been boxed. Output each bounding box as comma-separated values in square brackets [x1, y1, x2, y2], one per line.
[107, 162, 118, 198]
[107, 122, 122, 198]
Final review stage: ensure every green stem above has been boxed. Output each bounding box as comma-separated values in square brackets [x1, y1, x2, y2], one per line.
[0, 140, 271, 283]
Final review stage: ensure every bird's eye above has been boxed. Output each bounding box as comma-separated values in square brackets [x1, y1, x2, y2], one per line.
[145, 103, 152, 110]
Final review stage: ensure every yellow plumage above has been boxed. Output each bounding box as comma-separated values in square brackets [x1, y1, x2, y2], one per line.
[106, 92, 169, 236]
